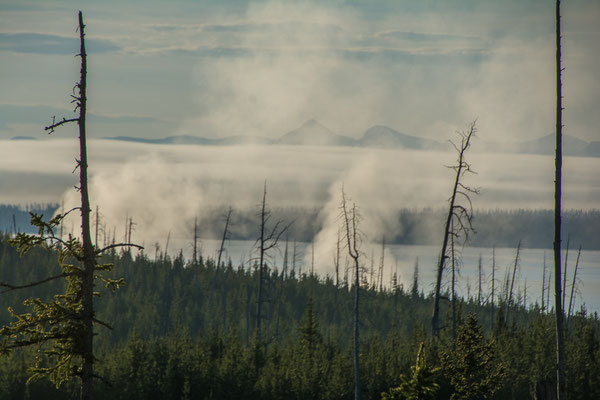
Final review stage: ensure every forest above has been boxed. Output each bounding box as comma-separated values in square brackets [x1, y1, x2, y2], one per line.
[1, 235, 599, 400]
[2, 204, 599, 250]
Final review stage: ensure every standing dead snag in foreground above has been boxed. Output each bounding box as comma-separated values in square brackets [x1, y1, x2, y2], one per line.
[0, 12, 140, 400]
[339, 187, 362, 400]
[431, 121, 479, 338]
[553, 1, 566, 398]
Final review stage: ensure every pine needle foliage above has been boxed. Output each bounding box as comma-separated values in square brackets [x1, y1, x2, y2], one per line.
[0, 213, 123, 387]
[381, 342, 440, 400]
[441, 313, 505, 400]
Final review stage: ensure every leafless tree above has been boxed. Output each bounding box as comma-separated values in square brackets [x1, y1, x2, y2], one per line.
[255, 182, 292, 339]
[506, 240, 521, 323]
[431, 121, 479, 338]
[554, 1, 566, 398]
[339, 187, 362, 400]
[567, 246, 582, 321]
[217, 207, 233, 269]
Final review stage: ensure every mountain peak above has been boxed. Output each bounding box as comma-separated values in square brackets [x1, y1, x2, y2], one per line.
[276, 119, 354, 146]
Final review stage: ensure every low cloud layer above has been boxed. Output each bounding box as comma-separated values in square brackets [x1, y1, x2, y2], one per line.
[1, 139, 598, 271]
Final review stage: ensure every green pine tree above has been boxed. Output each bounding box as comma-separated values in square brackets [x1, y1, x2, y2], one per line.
[441, 313, 505, 400]
[381, 342, 439, 400]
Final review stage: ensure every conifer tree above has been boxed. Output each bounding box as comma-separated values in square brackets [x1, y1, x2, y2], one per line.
[441, 313, 505, 400]
[381, 342, 439, 400]
[0, 12, 139, 400]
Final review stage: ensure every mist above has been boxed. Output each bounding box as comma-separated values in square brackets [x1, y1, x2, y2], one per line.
[2, 138, 599, 277]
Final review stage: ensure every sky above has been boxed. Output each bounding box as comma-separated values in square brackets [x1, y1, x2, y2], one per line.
[1, 0, 599, 142]
[1, 0, 599, 270]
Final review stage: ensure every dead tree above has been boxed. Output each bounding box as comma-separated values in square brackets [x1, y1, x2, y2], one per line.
[542, 252, 547, 313]
[378, 236, 385, 292]
[562, 235, 571, 310]
[339, 187, 362, 400]
[477, 253, 483, 310]
[431, 121, 479, 338]
[0, 12, 140, 400]
[255, 182, 291, 339]
[567, 246, 582, 320]
[192, 216, 199, 267]
[217, 207, 233, 269]
[333, 227, 341, 288]
[553, 1, 566, 397]
[490, 247, 496, 331]
[506, 240, 521, 323]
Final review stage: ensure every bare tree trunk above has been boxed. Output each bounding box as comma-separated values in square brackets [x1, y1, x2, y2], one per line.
[562, 235, 570, 310]
[340, 189, 361, 400]
[554, 1, 566, 398]
[378, 237, 385, 292]
[74, 12, 95, 400]
[282, 237, 289, 280]
[451, 218, 457, 345]
[257, 185, 267, 337]
[506, 241, 521, 323]
[334, 228, 341, 288]
[192, 216, 198, 267]
[217, 207, 233, 269]
[567, 246, 582, 320]
[255, 183, 290, 339]
[477, 253, 482, 311]
[432, 122, 477, 338]
[542, 252, 547, 313]
[490, 247, 496, 331]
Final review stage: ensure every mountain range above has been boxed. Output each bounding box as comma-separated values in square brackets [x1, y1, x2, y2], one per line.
[15, 119, 599, 158]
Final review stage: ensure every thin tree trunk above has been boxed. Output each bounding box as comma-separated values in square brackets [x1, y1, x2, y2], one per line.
[477, 253, 482, 309]
[217, 207, 233, 269]
[432, 122, 476, 337]
[451, 219, 457, 345]
[567, 246, 582, 320]
[76, 11, 95, 400]
[542, 252, 547, 313]
[193, 216, 198, 267]
[257, 185, 267, 337]
[562, 235, 570, 310]
[506, 240, 521, 323]
[491, 247, 496, 331]
[378, 237, 385, 292]
[554, 1, 566, 398]
[340, 189, 361, 400]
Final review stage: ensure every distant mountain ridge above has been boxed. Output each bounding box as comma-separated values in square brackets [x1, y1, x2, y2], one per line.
[104, 120, 600, 158]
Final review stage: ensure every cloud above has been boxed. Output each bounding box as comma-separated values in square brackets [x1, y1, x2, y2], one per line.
[0, 33, 120, 55]
[3, 137, 598, 263]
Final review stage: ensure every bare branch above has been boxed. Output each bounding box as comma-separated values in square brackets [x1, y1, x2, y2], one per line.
[0, 272, 76, 293]
[97, 242, 144, 254]
[44, 117, 79, 134]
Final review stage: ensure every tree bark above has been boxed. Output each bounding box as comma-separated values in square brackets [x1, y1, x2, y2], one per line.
[76, 11, 95, 400]
[554, 1, 566, 398]
[431, 122, 476, 338]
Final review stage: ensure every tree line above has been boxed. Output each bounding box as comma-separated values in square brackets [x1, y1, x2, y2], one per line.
[1, 236, 599, 399]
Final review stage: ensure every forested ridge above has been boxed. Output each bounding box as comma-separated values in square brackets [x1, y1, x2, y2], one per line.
[1, 234, 598, 399]
[2, 205, 600, 250]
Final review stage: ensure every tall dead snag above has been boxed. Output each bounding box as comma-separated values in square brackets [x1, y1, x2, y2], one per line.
[0, 12, 140, 400]
[542, 252, 547, 313]
[567, 246, 582, 321]
[339, 187, 362, 400]
[554, 1, 566, 398]
[431, 121, 478, 338]
[506, 240, 521, 324]
[217, 207, 233, 269]
[255, 182, 291, 339]
[490, 247, 496, 331]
